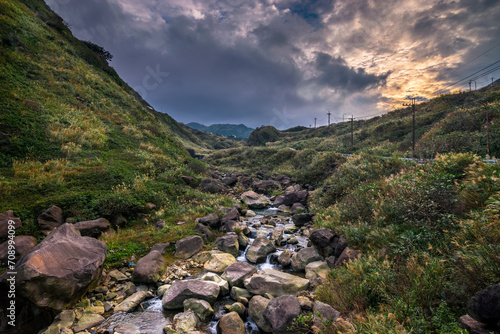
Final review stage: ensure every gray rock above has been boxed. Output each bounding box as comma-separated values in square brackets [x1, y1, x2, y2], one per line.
[291, 213, 314, 227]
[115, 291, 149, 312]
[150, 242, 170, 255]
[230, 286, 252, 301]
[108, 269, 128, 282]
[162, 280, 220, 309]
[305, 261, 329, 280]
[155, 219, 166, 230]
[468, 284, 500, 326]
[184, 298, 214, 320]
[221, 208, 239, 225]
[215, 233, 239, 257]
[37, 206, 64, 232]
[460, 315, 491, 334]
[194, 223, 215, 240]
[73, 218, 110, 238]
[312, 301, 340, 328]
[249, 295, 273, 333]
[204, 252, 237, 273]
[277, 250, 293, 267]
[0, 235, 37, 265]
[132, 250, 165, 284]
[200, 272, 229, 296]
[218, 311, 245, 334]
[244, 269, 309, 297]
[264, 295, 301, 334]
[335, 247, 361, 267]
[200, 178, 228, 194]
[196, 213, 220, 229]
[241, 191, 270, 209]
[222, 262, 257, 288]
[291, 247, 324, 272]
[40, 309, 75, 334]
[245, 237, 276, 263]
[291, 203, 306, 213]
[0, 210, 22, 239]
[175, 235, 204, 259]
[73, 313, 105, 332]
[172, 309, 199, 333]
[237, 234, 249, 249]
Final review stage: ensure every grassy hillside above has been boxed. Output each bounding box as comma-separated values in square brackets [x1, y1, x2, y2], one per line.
[187, 122, 254, 139]
[0, 0, 233, 255]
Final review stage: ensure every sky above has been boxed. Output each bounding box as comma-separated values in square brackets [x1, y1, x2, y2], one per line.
[46, 0, 500, 129]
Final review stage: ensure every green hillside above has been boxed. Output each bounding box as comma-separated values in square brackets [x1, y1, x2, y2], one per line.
[0, 0, 232, 243]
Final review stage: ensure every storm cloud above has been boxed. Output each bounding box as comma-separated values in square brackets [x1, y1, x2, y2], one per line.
[46, 0, 500, 128]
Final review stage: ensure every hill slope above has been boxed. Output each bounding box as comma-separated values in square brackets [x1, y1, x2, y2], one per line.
[186, 122, 254, 139]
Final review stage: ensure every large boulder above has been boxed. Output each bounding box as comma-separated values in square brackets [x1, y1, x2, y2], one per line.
[215, 233, 239, 257]
[0, 223, 106, 311]
[196, 213, 220, 229]
[0, 210, 22, 239]
[0, 236, 37, 265]
[309, 228, 338, 257]
[468, 284, 500, 327]
[241, 191, 270, 209]
[204, 252, 237, 273]
[73, 218, 110, 238]
[132, 250, 165, 284]
[312, 301, 341, 328]
[221, 208, 240, 225]
[200, 272, 230, 296]
[244, 269, 309, 297]
[218, 311, 246, 334]
[264, 295, 301, 334]
[175, 235, 204, 259]
[252, 179, 281, 194]
[37, 205, 64, 232]
[249, 295, 273, 332]
[162, 279, 220, 309]
[200, 178, 228, 194]
[273, 186, 308, 206]
[291, 247, 324, 272]
[222, 262, 257, 288]
[245, 237, 276, 263]
[291, 213, 314, 227]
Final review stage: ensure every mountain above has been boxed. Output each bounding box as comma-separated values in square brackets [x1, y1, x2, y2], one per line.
[186, 122, 254, 139]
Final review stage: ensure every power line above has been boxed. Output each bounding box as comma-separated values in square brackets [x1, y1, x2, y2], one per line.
[445, 41, 500, 77]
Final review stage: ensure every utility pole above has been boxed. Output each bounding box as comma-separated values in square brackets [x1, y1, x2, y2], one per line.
[314, 118, 317, 128]
[403, 98, 416, 158]
[486, 104, 491, 157]
[343, 113, 346, 122]
[349, 115, 355, 148]
[469, 80, 477, 92]
[327, 111, 331, 126]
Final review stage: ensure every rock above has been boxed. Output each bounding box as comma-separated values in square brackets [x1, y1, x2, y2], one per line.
[216, 233, 239, 257]
[305, 261, 329, 280]
[122, 281, 137, 297]
[0, 210, 22, 238]
[287, 236, 298, 245]
[264, 295, 301, 334]
[221, 208, 240, 225]
[218, 312, 246, 334]
[334, 235, 348, 258]
[108, 269, 128, 282]
[151, 242, 170, 255]
[222, 175, 239, 187]
[157, 284, 171, 297]
[277, 250, 293, 267]
[204, 252, 237, 273]
[309, 228, 338, 257]
[460, 315, 492, 334]
[73, 218, 110, 238]
[191, 251, 212, 265]
[162, 280, 220, 309]
[335, 247, 361, 267]
[184, 298, 213, 320]
[196, 213, 220, 229]
[241, 191, 270, 209]
[0, 223, 106, 311]
[0, 235, 37, 265]
[312, 301, 340, 328]
[291, 247, 324, 272]
[291, 203, 306, 213]
[115, 291, 149, 312]
[237, 234, 249, 249]
[245, 237, 276, 263]
[40, 309, 75, 334]
[468, 284, 500, 326]
[298, 296, 313, 310]
[110, 213, 127, 228]
[277, 205, 291, 213]
[244, 269, 310, 297]
[292, 213, 314, 227]
[37, 205, 64, 232]
[246, 210, 256, 217]
[223, 220, 240, 233]
[326, 256, 336, 268]
[270, 228, 284, 246]
[252, 179, 281, 193]
[73, 313, 105, 332]
[222, 262, 257, 288]
[200, 178, 228, 194]
[274, 187, 308, 206]
[171, 310, 199, 334]
[155, 220, 166, 230]
[181, 175, 194, 185]
[194, 223, 215, 240]
[200, 272, 230, 296]
[230, 286, 252, 301]
[225, 302, 246, 317]
[175, 235, 204, 259]
[249, 295, 273, 333]
[132, 250, 165, 284]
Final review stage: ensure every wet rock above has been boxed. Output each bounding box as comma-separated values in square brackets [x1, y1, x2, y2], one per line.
[196, 213, 220, 229]
[0, 235, 37, 265]
[287, 236, 299, 245]
[264, 295, 301, 334]
[132, 250, 165, 284]
[270, 228, 284, 246]
[204, 252, 237, 273]
[222, 262, 257, 288]
[244, 269, 310, 297]
[291, 247, 324, 272]
[184, 298, 213, 320]
[245, 237, 276, 263]
[73, 313, 105, 332]
[216, 233, 239, 257]
[230, 286, 252, 301]
[172, 309, 199, 334]
[73, 218, 110, 238]
[241, 191, 270, 209]
[246, 210, 256, 217]
[115, 291, 149, 312]
[200, 272, 229, 296]
[40, 309, 75, 334]
[249, 295, 273, 333]
[292, 213, 314, 227]
[335, 247, 361, 267]
[37, 205, 64, 233]
[313, 301, 340, 328]
[199, 178, 228, 194]
[468, 284, 500, 327]
[0, 210, 22, 239]
[237, 234, 249, 249]
[277, 250, 293, 267]
[162, 280, 220, 309]
[175, 235, 204, 259]
[218, 311, 245, 334]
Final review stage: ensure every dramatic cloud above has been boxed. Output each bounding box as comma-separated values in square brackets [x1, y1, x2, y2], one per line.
[46, 0, 500, 128]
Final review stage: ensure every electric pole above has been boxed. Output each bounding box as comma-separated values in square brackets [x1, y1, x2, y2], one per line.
[348, 115, 355, 147]
[469, 80, 477, 92]
[403, 98, 416, 158]
[485, 103, 491, 157]
[314, 118, 317, 128]
[327, 112, 331, 126]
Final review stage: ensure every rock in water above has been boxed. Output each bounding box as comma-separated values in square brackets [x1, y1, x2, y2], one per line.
[162, 280, 220, 309]
[244, 269, 309, 297]
[249, 295, 273, 332]
[222, 262, 257, 288]
[218, 311, 246, 334]
[204, 252, 237, 273]
[175, 235, 204, 259]
[215, 233, 239, 257]
[291, 247, 323, 272]
[245, 237, 276, 263]
[241, 191, 270, 209]
[264, 295, 301, 334]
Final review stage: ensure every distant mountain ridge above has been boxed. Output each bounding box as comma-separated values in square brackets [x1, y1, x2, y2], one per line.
[187, 122, 254, 139]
